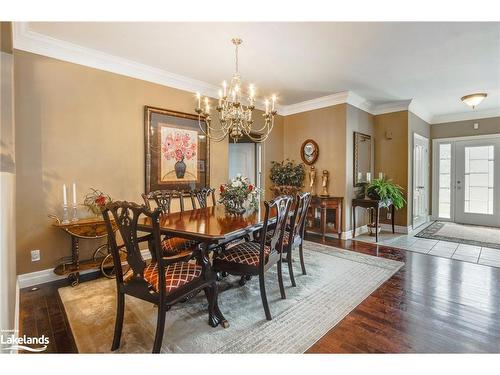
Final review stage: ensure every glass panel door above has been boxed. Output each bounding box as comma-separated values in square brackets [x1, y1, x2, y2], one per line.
[455, 138, 500, 227]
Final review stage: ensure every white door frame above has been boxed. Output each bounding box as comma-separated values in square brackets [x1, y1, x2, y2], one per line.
[432, 133, 500, 223]
[412, 133, 430, 229]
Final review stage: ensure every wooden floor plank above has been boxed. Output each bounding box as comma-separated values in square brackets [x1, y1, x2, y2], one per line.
[18, 235, 500, 353]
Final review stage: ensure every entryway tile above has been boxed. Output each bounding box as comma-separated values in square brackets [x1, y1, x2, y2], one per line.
[452, 244, 481, 262]
[407, 246, 431, 254]
[412, 239, 438, 250]
[478, 257, 500, 268]
[479, 247, 500, 261]
[433, 241, 459, 250]
[428, 246, 455, 258]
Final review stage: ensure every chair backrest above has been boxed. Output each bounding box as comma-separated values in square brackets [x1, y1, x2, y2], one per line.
[189, 187, 216, 209]
[102, 201, 162, 283]
[260, 195, 293, 262]
[289, 192, 312, 241]
[142, 190, 185, 214]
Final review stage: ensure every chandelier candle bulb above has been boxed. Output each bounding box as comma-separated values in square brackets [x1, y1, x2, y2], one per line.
[223, 81, 227, 97]
[196, 92, 201, 109]
[265, 99, 269, 114]
[272, 95, 276, 111]
[72, 182, 77, 205]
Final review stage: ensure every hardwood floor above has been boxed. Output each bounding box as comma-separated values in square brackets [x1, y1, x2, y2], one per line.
[19, 235, 500, 353]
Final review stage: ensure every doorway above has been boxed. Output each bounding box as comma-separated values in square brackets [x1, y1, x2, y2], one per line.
[228, 137, 262, 189]
[433, 134, 500, 227]
[412, 133, 430, 229]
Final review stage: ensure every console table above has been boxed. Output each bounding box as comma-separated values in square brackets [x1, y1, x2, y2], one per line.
[351, 198, 395, 243]
[305, 196, 343, 239]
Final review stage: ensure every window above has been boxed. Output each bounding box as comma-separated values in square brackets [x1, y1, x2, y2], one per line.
[438, 143, 451, 218]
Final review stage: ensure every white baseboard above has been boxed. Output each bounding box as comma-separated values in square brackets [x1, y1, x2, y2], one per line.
[343, 225, 369, 240]
[17, 249, 153, 289]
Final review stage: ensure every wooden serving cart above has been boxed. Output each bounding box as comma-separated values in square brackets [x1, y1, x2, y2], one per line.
[49, 215, 120, 286]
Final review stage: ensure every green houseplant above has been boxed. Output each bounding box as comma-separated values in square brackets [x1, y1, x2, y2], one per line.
[366, 178, 406, 209]
[269, 159, 306, 197]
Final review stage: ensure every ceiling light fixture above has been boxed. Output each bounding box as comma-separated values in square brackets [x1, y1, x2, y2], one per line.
[461, 93, 487, 109]
[195, 38, 277, 143]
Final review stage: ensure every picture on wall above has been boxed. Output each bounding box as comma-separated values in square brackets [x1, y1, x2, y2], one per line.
[144, 106, 209, 193]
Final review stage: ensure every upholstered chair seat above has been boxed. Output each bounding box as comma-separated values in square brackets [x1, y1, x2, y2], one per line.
[143, 261, 202, 294]
[161, 236, 198, 257]
[215, 241, 271, 267]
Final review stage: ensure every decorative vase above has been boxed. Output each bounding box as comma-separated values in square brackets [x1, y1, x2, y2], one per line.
[175, 158, 186, 178]
[224, 199, 246, 215]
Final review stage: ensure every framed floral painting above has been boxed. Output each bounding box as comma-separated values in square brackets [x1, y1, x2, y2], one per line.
[144, 106, 209, 193]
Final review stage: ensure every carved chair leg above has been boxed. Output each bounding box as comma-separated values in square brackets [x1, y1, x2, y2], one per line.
[111, 291, 125, 351]
[287, 249, 296, 287]
[277, 260, 286, 299]
[259, 271, 272, 320]
[152, 305, 167, 353]
[299, 243, 307, 275]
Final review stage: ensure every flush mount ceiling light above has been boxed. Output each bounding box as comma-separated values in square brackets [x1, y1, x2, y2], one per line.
[461, 93, 488, 109]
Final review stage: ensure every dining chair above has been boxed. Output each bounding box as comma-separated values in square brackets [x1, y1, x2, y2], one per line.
[282, 192, 312, 287]
[102, 201, 228, 353]
[213, 195, 293, 320]
[189, 187, 216, 209]
[142, 190, 197, 259]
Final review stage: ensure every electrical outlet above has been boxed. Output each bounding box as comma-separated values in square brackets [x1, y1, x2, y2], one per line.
[31, 249, 40, 262]
[387, 212, 392, 220]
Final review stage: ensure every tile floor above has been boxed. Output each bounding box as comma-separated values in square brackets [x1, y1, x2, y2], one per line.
[353, 224, 500, 268]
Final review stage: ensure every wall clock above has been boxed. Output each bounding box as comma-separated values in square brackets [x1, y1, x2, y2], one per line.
[300, 139, 319, 165]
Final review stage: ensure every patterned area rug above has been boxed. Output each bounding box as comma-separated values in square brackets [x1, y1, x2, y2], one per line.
[415, 221, 500, 249]
[59, 241, 403, 353]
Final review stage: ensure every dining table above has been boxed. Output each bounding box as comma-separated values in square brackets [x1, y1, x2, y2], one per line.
[136, 203, 276, 248]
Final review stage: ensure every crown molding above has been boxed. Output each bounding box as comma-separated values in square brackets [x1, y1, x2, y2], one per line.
[13, 22, 221, 99]
[14, 22, 496, 123]
[279, 91, 350, 116]
[430, 107, 500, 124]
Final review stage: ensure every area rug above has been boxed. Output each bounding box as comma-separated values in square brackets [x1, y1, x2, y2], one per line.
[415, 221, 500, 249]
[58, 241, 403, 353]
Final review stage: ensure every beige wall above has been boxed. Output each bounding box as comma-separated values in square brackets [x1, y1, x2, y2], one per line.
[14, 50, 283, 275]
[283, 104, 348, 229]
[431, 116, 500, 139]
[0, 21, 17, 340]
[373, 111, 409, 227]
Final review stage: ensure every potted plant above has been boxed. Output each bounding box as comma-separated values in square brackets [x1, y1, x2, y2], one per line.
[365, 178, 406, 209]
[269, 159, 305, 197]
[219, 174, 261, 215]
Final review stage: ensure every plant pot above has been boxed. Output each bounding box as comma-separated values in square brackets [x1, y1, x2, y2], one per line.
[175, 158, 186, 178]
[271, 185, 301, 197]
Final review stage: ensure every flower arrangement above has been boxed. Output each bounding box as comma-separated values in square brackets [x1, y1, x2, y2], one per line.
[83, 188, 112, 216]
[162, 131, 197, 162]
[269, 159, 306, 196]
[219, 174, 261, 214]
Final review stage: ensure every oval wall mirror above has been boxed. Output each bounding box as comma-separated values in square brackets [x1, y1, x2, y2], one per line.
[300, 139, 319, 165]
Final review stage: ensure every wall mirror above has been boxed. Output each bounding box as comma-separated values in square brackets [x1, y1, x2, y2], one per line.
[300, 139, 319, 165]
[353, 132, 372, 186]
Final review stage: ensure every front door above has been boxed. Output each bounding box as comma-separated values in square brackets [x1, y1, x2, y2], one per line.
[413, 133, 429, 229]
[455, 138, 500, 227]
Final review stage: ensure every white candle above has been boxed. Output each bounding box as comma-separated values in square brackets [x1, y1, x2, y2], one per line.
[222, 81, 227, 97]
[218, 90, 222, 106]
[63, 184, 67, 206]
[272, 94, 276, 111]
[366, 172, 372, 183]
[378, 172, 384, 180]
[265, 99, 269, 114]
[72, 182, 77, 205]
[196, 92, 201, 108]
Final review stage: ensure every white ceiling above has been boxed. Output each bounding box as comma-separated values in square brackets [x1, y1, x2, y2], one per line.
[18, 22, 500, 122]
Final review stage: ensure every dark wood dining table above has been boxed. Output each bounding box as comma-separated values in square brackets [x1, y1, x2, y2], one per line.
[136, 203, 276, 247]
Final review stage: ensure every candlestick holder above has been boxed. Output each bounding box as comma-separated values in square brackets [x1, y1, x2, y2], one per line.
[62, 204, 70, 224]
[71, 204, 78, 222]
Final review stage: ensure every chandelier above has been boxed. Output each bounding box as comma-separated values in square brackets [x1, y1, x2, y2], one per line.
[195, 38, 277, 143]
